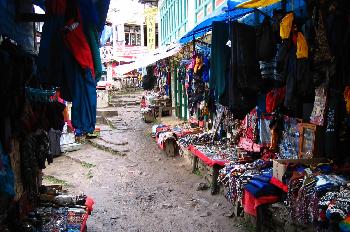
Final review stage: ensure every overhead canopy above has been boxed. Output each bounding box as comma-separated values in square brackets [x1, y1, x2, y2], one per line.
[179, 1, 253, 44]
[179, 0, 307, 44]
[114, 43, 181, 76]
[236, 0, 281, 8]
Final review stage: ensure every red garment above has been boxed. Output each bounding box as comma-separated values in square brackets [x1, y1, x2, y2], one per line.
[140, 99, 146, 108]
[242, 190, 279, 216]
[266, 87, 286, 113]
[85, 197, 95, 214]
[270, 176, 288, 192]
[63, 13, 95, 77]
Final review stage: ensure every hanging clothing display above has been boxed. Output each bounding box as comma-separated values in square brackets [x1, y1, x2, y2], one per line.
[222, 21, 260, 119]
[210, 22, 229, 102]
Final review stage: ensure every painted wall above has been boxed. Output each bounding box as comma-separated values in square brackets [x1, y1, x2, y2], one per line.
[159, 0, 227, 45]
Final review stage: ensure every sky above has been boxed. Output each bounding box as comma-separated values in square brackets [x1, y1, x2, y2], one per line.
[107, 0, 146, 24]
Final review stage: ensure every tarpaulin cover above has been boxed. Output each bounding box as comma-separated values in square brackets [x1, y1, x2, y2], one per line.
[236, 0, 281, 8]
[179, 1, 252, 44]
[179, 0, 307, 44]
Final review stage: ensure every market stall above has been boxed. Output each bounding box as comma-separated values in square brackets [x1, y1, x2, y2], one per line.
[149, 0, 350, 230]
[0, 0, 110, 230]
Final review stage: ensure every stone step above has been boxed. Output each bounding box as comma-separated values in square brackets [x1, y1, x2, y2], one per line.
[104, 117, 129, 131]
[87, 138, 128, 156]
[96, 115, 107, 124]
[96, 108, 119, 117]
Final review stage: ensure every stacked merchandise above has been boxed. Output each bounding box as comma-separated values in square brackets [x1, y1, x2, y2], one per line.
[0, 0, 109, 229]
[203, 0, 350, 230]
[141, 90, 172, 123]
[11, 185, 94, 232]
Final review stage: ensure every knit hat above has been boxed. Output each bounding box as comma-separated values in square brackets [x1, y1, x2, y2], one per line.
[296, 32, 308, 59]
[280, 13, 294, 39]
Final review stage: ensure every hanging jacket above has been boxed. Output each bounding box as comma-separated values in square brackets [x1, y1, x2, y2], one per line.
[256, 17, 276, 61]
[210, 21, 229, 101]
[62, 0, 95, 77]
[86, 24, 103, 81]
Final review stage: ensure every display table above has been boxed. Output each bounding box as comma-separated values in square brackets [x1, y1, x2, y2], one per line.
[188, 145, 229, 194]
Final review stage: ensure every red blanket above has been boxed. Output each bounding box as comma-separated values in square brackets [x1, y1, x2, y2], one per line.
[242, 190, 279, 216]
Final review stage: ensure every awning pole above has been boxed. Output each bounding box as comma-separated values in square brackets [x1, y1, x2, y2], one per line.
[192, 35, 196, 55]
[282, 0, 287, 12]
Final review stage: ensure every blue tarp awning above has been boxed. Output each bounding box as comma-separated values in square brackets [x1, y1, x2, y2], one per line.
[179, 0, 307, 44]
[179, 1, 252, 44]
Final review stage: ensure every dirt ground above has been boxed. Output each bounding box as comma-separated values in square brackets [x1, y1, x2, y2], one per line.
[43, 90, 246, 232]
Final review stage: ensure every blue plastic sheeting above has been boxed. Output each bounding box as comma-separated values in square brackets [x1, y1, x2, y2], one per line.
[179, 1, 252, 44]
[236, 0, 307, 26]
[100, 25, 113, 46]
[33, 0, 46, 11]
[179, 0, 307, 44]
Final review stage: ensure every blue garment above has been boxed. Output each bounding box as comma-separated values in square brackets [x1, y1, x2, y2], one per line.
[37, 13, 65, 85]
[64, 50, 96, 134]
[0, 144, 15, 197]
[71, 68, 97, 134]
[252, 175, 271, 183]
[94, 0, 111, 32]
[78, 0, 98, 26]
[245, 173, 278, 197]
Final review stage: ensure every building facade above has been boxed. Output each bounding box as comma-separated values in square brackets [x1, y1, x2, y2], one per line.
[159, 0, 227, 119]
[159, 0, 227, 46]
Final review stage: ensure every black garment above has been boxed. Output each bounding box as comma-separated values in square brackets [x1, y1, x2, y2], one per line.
[48, 128, 61, 157]
[221, 22, 260, 119]
[324, 94, 340, 159]
[325, 6, 350, 85]
[256, 17, 276, 61]
[20, 129, 51, 195]
[46, 102, 66, 131]
[142, 66, 156, 90]
[0, 40, 34, 119]
[230, 22, 261, 91]
[210, 21, 229, 101]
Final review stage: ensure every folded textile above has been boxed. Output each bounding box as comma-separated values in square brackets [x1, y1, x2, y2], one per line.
[270, 176, 288, 192]
[252, 174, 271, 183]
[242, 190, 279, 216]
[245, 180, 278, 197]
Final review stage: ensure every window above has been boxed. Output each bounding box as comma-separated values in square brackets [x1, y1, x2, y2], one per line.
[124, 24, 141, 46]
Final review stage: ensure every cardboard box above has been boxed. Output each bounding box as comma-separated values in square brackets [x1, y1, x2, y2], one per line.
[273, 158, 327, 182]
